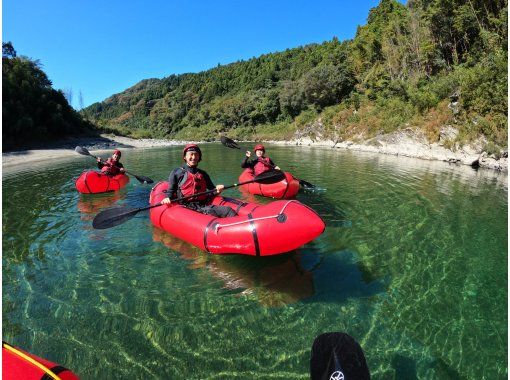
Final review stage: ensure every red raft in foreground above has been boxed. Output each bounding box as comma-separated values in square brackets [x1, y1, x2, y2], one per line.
[150, 182, 325, 256]
[75, 170, 129, 194]
[2, 342, 79, 380]
[239, 169, 299, 199]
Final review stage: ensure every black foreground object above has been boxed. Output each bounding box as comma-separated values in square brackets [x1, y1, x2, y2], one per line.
[219, 136, 317, 189]
[310, 332, 370, 380]
[74, 146, 154, 184]
[92, 169, 285, 230]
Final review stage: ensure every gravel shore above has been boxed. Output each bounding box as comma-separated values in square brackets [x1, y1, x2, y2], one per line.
[3, 131, 507, 175]
[2, 134, 191, 173]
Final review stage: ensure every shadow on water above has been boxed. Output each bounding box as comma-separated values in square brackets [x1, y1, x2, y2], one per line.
[152, 228, 316, 307]
[392, 354, 418, 380]
[77, 192, 127, 220]
[153, 223, 385, 307]
[305, 248, 387, 304]
[77, 186, 153, 214]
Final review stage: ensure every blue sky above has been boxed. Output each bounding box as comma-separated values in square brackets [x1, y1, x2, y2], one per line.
[4, 0, 387, 108]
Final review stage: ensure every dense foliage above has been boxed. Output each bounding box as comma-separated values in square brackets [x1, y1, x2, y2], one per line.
[83, 0, 506, 148]
[2, 43, 94, 151]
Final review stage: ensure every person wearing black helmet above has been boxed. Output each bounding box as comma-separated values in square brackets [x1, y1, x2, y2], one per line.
[241, 144, 280, 175]
[161, 144, 237, 218]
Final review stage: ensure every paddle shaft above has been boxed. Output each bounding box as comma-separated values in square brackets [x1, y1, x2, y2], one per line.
[79, 150, 120, 171]
[249, 157, 316, 188]
[76, 146, 153, 183]
[135, 177, 268, 213]
[221, 136, 315, 187]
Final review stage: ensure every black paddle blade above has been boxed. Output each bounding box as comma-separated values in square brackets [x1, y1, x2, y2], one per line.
[130, 172, 154, 185]
[75, 146, 91, 156]
[92, 206, 140, 229]
[310, 332, 370, 380]
[220, 136, 240, 149]
[299, 178, 316, 189]
[253, 169, 285, 184]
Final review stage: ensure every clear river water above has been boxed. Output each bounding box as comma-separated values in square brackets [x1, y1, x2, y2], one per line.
[2, 144, 507, 379]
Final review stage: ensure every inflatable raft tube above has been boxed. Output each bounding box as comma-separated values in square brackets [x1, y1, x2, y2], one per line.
[75, 170, 129, 194]
[149, 181, 325, 256]
[239, 169, 299, 198]
[2, 341, 79, 380]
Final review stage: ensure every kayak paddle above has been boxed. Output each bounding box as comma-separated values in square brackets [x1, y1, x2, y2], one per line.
[220, 135, 241, 149]
[75, 146, 154, 184]
[92, 169, 285, 230]
[310, 332, 370, 380]
[220, 135, 317, 189]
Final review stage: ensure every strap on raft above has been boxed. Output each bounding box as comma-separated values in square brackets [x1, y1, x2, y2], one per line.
[2, 342, 63, 380]
[213, 200, 296, 233]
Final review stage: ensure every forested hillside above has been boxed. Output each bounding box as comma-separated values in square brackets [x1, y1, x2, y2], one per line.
[2, 43, 95, 151]
[82, 0, 508, 150]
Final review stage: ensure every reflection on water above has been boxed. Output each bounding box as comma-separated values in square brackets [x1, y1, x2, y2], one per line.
[77, 192, 126, 220]
[2, 144, 507, 379]
[153, 228, 315, 307]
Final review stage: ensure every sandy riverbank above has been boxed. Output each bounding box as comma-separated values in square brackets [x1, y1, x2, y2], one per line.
[2, 134, 192, 173]
[3, 132, 508, 174]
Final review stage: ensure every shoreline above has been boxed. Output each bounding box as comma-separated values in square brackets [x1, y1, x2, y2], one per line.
[2, 132, 507, 174]
[269, 129, 508, 173]
[2, 134, 192, 173]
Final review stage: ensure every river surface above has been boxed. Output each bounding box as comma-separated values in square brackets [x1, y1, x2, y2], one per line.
[2, 144, 507, 379]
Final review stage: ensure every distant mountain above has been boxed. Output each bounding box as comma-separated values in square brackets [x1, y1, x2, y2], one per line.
[82, 0, 507, 148]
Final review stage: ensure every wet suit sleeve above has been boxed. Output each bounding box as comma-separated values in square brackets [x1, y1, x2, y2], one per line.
[167, 168, 183, 198]
[97, 161, 105, 169]
[241, 157, 257, 169]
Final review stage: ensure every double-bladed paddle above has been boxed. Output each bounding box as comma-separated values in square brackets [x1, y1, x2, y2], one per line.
[92, 169, 285, 230]
[220, 136, 317, 189]
[75, 146, 154, 184]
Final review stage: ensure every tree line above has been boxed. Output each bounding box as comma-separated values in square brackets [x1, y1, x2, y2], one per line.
[4, 0, 507, 150]
[2, 42, 94, 151]
[83, 0, 507, 148]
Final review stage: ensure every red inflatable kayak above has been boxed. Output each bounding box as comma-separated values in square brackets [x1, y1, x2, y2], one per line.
[2, 342, 79, 380]
[239, 169, 299, 198]
[150, 181, 325, 256]
[75, 170, 129, 194]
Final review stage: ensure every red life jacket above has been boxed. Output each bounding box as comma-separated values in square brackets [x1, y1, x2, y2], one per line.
[254, 157, 272, 176]
[101, 158, 122, 176]
[178, 169, 209, 202]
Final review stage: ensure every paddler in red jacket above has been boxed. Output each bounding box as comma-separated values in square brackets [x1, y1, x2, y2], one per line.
[161, 144, 237, 218]
[241, 144, 280, 175]
[97, 149, 125, 176]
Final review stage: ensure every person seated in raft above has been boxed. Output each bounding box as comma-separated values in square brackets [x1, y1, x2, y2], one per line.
[96, 149, 125, 176]
[161, 144, 237, 218]
[241, 144, 281, 176]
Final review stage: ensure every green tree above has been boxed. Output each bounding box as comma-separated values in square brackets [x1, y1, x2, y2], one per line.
[3, 44, 94, 150]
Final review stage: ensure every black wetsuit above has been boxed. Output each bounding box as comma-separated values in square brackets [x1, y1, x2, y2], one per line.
[167, 166, 237, 218]
[241, 157, 276, 169]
